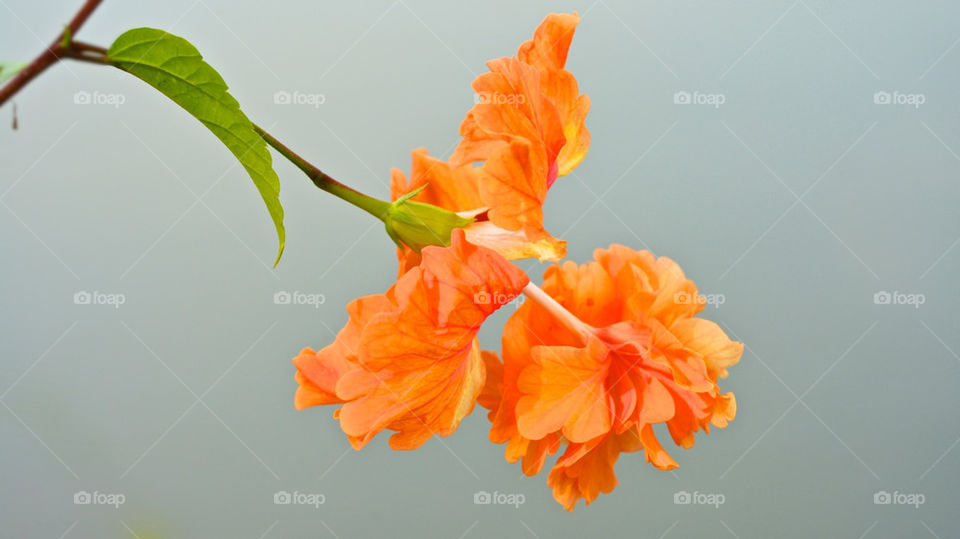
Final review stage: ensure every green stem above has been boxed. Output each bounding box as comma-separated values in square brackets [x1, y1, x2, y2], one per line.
[252, 124, 391, 219]
[0, 2, 394, 223]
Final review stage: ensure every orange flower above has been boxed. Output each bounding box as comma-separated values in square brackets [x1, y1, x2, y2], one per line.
[484, 245, 742, 510]
[390, 13, 590, 268]
[294, 230, 528, 449]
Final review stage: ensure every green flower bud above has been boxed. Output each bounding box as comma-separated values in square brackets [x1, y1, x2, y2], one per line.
[383, 185, 474, 252]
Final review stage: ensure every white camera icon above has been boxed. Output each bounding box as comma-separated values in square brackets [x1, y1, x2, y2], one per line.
[473, 291, 491, 305]
[74, 291, 92, 305]
[274, 291, 292, 305]
[673, 491, 692, 504]
[73, 91, 91, 105]
[74, 491, 92, 504]
[673, 91, 691, 105]
[873, 291, 891, 305]
[473, 491, 492, 504]
[873, 490, 891, 504]
[273, 90, 292, 105]
[274, 491, 292, 504]
[873, 91, 891, 105]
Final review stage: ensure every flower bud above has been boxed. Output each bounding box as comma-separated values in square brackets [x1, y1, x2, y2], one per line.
[383, 186, 474, 252]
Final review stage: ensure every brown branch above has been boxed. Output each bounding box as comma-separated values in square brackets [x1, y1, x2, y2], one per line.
[0, 0, 105, 107]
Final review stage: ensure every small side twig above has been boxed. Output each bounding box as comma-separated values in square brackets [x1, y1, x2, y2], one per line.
[0, 0, 106, 107]
[71, 41, 108, 55]
[61, 48, 110, 65]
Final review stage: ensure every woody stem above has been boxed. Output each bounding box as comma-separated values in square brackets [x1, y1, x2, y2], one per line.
[521, 282, 593, 340]
[0, 0, 105, 107]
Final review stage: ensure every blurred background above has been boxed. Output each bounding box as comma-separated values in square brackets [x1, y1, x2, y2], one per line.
[2, 0, 959, 537]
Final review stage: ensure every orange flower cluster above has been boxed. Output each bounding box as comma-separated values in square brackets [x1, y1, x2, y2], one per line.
[293, 13, 742, 511]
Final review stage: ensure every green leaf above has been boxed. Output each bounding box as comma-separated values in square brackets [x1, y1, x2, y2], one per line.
[0, 61, 27, 85]
[107, 28, 285, 265]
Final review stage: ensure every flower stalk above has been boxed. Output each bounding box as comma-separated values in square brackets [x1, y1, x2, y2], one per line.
[252, 124, 392, 219]
[253, 125, 473, 251]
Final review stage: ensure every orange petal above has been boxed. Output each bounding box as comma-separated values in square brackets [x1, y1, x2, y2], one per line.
[462, 220, 566, 262]
[517, 13, 591, 176]
[516, 337, 611, 443]
[711, 392, 737, 428]
[517, 13, 580, 71]
[334, 229, 529, 449]
[542, 260, 618, 327]
[670, 318, 744, 380]
[391, 148, 484, 213]
[294, 369, 337, 410]
[555, 91, 590, 176]
[478, 139, 549, 231]
[636, 376, 675, 425]
[454, 57, 565, 169]
[293, 292, 393, 409]
[638, 423, 678, 470]
[477, 350, 503, 414]
[647, 319, 714, 392]
[547, 429, 641, 511]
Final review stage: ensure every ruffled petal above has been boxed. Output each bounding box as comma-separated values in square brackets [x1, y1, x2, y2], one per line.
[297, 230, 528, 450]
[516, 337, 611, 443]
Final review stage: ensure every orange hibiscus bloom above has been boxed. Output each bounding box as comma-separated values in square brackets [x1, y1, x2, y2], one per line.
[294, 230, 528, 449]
[390, 13, 590, 269]
[484, 245, 742, 510]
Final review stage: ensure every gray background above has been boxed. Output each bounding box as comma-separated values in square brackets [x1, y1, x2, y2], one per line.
[2, 0, 959, 537]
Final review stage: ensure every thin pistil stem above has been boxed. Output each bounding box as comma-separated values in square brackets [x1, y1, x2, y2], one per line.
[521, 282, 593, 340]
